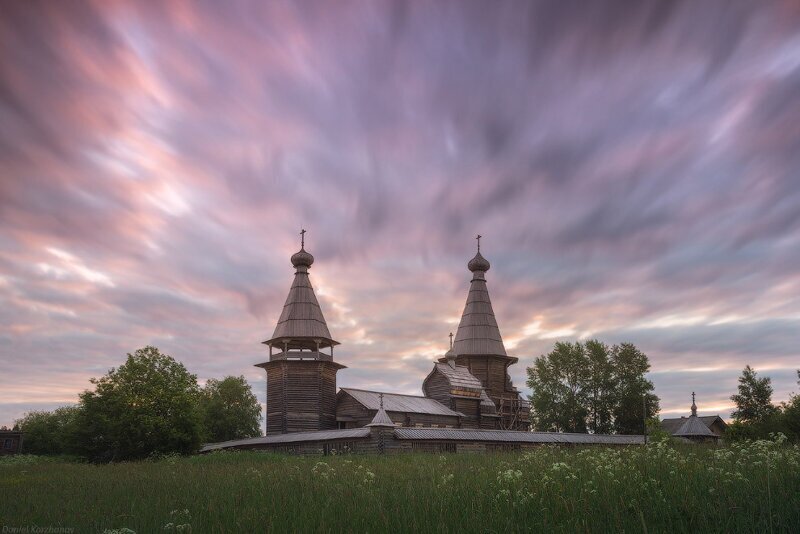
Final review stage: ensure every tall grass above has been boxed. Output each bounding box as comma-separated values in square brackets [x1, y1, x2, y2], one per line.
[1, 436, 799, 533]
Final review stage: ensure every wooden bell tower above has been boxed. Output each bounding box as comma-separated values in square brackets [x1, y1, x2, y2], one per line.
[255, 230, 346, 435]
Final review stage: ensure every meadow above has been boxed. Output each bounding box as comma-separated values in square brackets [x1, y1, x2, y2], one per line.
[1, 436, 799, 533]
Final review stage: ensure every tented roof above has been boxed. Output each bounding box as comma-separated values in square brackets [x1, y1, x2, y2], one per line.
[452, 252, 508, 357]
[264, 255, 337, 349]
[673, 415, 716, 437]
[662, 415, 726, 435]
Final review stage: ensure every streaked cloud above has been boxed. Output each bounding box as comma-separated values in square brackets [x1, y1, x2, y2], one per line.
[1, 0, 799, 426]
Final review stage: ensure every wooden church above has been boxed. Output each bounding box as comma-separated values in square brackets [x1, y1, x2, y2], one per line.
[255, 232, 530, 435]
[202, 232, 641, 454]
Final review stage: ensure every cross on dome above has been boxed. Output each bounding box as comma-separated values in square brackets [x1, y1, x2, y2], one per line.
[467, 234, 491, 273]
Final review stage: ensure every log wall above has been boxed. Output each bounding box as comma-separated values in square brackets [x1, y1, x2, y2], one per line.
[263, 360, 341, 435]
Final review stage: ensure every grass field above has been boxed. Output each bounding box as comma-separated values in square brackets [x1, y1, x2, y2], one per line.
[1, 437, 799, 533]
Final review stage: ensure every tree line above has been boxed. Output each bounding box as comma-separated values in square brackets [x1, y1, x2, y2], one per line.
[12, 343, 799, 460]
[525, 340, 659, 434]
[526, 340, 800, 442]
[13, 346, 262, 461]
[728, 365, 800, 441]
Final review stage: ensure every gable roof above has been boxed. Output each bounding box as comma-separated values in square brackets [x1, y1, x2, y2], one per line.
[699, 415, 728, 429]
[340, 388, 463, 417]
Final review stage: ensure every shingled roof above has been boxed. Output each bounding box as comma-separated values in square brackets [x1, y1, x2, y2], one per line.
[366, 394, 396, 427]
[201, 428, 370, 452]
[452, 241, 509, 357]
[432, 362, 484, 393]
[662, 415, 726, 434]
[394, 428, 643, 445]
[340, 388, 463, 417]
[673, 416, 716, 437]
[263, 234, 338, 350]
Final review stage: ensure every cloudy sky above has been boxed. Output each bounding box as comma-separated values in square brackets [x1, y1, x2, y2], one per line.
[1, 0, 799, 428]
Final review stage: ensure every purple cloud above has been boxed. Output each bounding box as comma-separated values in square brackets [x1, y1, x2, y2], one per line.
[1, 0, 799, 426]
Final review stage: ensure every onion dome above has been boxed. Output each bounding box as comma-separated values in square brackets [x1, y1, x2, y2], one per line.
[290, 247, 314, 269]
[467, 233, 490, 272]
[467, 251, 490, 273]
[290, 228, 314, 270]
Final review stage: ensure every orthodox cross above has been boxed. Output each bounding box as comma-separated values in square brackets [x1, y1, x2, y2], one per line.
[476, 234, 482, 252]
[449, 332, 454, 349]
[300, 228, 306, 248]
[691, 391, 696, 404]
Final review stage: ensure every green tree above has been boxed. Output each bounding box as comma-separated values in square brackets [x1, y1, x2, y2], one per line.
[527, 340, 660, 434]
[13, 405, 81, 455]
[74, 346, 203, 461]
[584, 339, 615, 434]
[527, 341, 590, 432]
[200, 375, 262, 442]
[730, 365, 778, 423]
[611, 343, 660, 434]
[780, 370, 800, 441]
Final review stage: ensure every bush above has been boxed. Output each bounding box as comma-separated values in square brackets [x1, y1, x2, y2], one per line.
[13, 406, 81, 455]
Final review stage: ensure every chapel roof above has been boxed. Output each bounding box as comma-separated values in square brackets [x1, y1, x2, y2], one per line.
[452, 236, 508, 357]
[263, 230, 338, 350]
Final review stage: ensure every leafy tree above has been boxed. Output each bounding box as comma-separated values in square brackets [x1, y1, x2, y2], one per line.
[74, 346, 203, 461]
[584, 340, 615, 434]
[527, 340, 660, 434]
[611, 343, 659, 434]
[730, 365, 778, 423]
[13, 405, 81, 455]
[645, 417, 672, 443]
[779, 370, 800, 441]
[200, 375, 262, 442]
[527, 342, 590, 432]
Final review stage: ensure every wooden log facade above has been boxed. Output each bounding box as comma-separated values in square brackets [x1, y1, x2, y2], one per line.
[259, 360, 344, 434]
[0, 430, 23, 455]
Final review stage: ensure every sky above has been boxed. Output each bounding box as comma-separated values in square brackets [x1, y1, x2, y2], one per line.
[1, 0, 799, 428]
